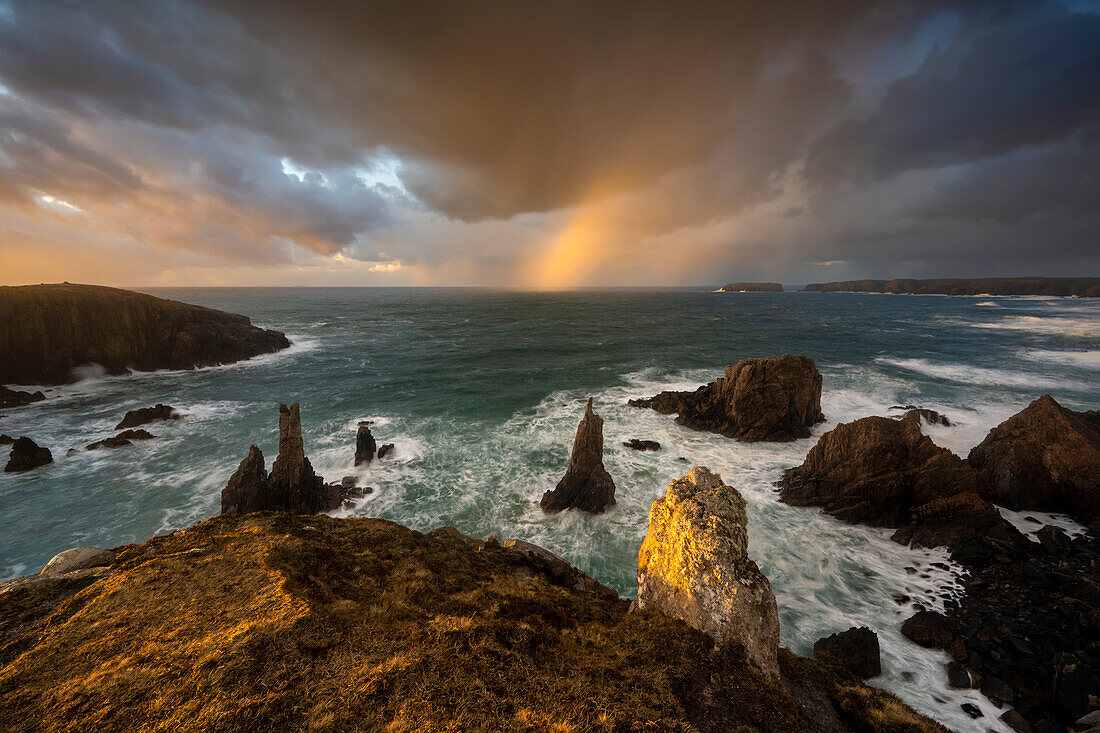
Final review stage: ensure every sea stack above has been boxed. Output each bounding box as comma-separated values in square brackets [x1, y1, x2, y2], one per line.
[354, 422, 377, 466]
[637, 467, 780, 678]
[630, 354, 824, 441]
[221, 403, 353, 515]
[967, 395, 1100, 525]
[540, 398, 616, 513]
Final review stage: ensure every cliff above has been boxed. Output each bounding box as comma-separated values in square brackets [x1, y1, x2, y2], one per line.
[0, 512, 946, 732]
[719, 282, 784, 292]
[801, 277, 1100, 296]
[0, 283, 290, 385]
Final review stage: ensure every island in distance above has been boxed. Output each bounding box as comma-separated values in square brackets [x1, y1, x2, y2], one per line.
[719, 282, 784, 292]
[801, 277, 1100, 297]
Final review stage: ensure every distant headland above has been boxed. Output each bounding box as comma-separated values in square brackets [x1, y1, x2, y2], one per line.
[719, 282, 784, 292]
[801, 277, 1100, 297]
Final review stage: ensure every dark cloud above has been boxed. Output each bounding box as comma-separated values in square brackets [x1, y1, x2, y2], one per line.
[0, 0, 1097, 282]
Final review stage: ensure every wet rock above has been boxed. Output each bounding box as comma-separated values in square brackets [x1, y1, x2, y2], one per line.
[4, 437, 52, 472]
[377, 443, 394, 459]
[813, 627, 881, 679]
[961, 703, 983, 719]
[623, 439, 661, 451]
[40, 547, 114, 576]
[968, 395, 1100, 524]
[947, 661, 973, 688]
[540, 398, 615, 514]
[632, 354, 824, 442]
[354, 422, 377, 466]
[85, 429, 157, 450]
[900, 611, 956, 649]
[637, 467, 780, 677]
[116, 404, 179, 429]
[779, 416, 999, 548]
[0, 434, 12, 445]
[340, 475, 359, 489]
[894, 407, 951, 427]
[999, 709, 1031, 733]
[1035, 525, 1074, 555]
[221, 445, 271, 515]
[0, 385, 45, 409]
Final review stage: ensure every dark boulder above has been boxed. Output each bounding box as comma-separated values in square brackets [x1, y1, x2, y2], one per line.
[900, 611, 956, 649]
[4, 437, 52, 472]
[354, 422, 377, 466]
[0, 386, 46, 409]
[86, 428, 157, 450]
[376, 443, 394, 459]
[968, 395, 1100, 525]
[813, 627, 882, 679]
[0, 435, 12, 445]
[631, 355, 824, 442]
[0, 283, 291, 385]
[540, 398, 615, 513]
[221, 445, 271, 515]
[623, 439, 661, 451]
[892, 407, 950, 427]
[116, 404, 179, 429]
[779, 416, 999, 548]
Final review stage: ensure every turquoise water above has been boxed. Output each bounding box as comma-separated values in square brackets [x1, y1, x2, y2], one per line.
[2, 288, 1097, 730]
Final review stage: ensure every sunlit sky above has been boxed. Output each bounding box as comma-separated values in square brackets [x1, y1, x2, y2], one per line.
[0, 1, 1098, 288]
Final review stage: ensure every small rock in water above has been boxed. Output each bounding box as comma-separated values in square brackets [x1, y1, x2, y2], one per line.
[377, 443, 395, 459]
[116, 404, 179, 429]
[893, 594, 910, 605]
[4, 437, 52, 472]
[355, 423, 377, 466]
[960, 703, 983, 719]
[947, 661, 972, 688]
[540, 398, 615, 514]
[0, 434, 13, 445]
[622, 439, 660, 451]
[341, 475, 359, 488]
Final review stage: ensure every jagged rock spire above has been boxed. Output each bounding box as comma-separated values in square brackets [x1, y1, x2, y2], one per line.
[540, 398, 616, 513]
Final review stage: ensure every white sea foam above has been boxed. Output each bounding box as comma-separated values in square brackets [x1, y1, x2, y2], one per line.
[875, 356, 1090, 391]
[972, 315, 1099, 337]
[998, 506, 1089, 540]
[1019, 349, 1100, 369]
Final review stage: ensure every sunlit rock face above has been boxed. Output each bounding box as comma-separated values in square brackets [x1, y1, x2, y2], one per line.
[637, 466, 780, 678]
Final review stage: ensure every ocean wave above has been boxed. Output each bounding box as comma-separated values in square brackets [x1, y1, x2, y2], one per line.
[875, 356, 1091, 391]
[971, 315, 1099, 337]
[1019, 349, 1100, 369]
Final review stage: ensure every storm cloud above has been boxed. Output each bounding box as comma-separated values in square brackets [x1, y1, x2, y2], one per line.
[0, 0, 1097, 285]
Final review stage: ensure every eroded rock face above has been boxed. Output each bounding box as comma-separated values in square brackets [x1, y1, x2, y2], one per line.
[968, 395, 1100, 524]
[637, 467, 780, 677]
[40, 548, 114, 577]
[814, 627, 881, 679]
[4, 437, 52, 472]
[0, 283, 291, 385]
[540, 398, 616, 513]
[221, 403, 357, 515]
[354, 423, 377, 466]
[631, 355, 824, 442]
[779, 416, 999, 548]
[116, 404, 179, 429]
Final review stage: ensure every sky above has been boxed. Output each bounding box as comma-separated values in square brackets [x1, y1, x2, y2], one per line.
[0, 0, 1097, 288]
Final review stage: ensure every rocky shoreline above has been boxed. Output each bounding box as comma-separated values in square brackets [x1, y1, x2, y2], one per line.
[801, 277, 1100, 297]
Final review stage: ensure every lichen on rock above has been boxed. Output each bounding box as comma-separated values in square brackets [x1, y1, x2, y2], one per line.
[637, 466, 781, 677]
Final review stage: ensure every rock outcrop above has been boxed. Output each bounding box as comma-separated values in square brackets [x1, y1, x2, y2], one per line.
[779, 416, 999, 548]
[354, 422, 377, 466]
[0, 283, 290, 386]
[623, 438, 660, 451]
[85, 429, 156, 450]
[116, 404, 179, 429]
[630, 355, 824, 442]
[968, 395, 1100, 524]
[221, 403, 358, 515]
[801, 277, 1100, 297]
[891, 405, 950, 426]
[540, 398, 616, 513]
[376, 443, 394, 459]
[0, 386, 45, 409]
[0, 513, 949, 732]
[3, 437, 52, 472]
[719, 282, 783, 292]
[814, 627, 881, 679]
[637, 467, 781, 677]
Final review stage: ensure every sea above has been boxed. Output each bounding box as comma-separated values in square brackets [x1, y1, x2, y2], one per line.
[2, 287, 1098, 731]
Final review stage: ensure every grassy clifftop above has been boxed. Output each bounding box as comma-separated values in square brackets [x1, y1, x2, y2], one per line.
[0, 513, 945, 732]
